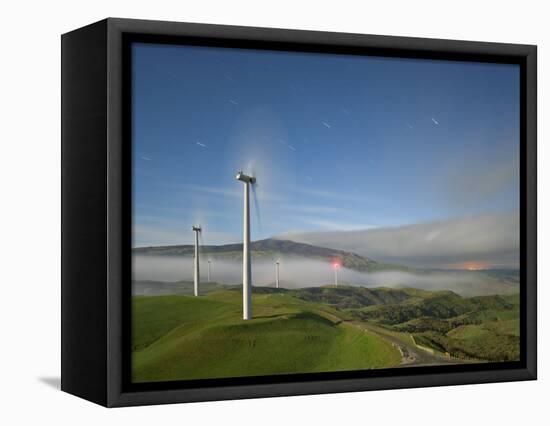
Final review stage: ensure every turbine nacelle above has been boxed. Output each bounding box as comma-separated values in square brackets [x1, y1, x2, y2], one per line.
[235, 171, 256, 184]
[192, 225, 202, 232]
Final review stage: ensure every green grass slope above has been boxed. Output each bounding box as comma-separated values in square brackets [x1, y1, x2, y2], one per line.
[353, 291, 514, 325]
[354, 291, 520, 362]
[132, 290, 401, 383]
[292, 286, 419, 309]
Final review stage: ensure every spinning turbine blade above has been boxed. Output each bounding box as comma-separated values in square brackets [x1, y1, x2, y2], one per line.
[198, 227, 204, 251]
[248, 161, 263, 238]
[250, 181, 262, 238]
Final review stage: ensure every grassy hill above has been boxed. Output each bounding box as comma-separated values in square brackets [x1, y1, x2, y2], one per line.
[410, 293, 520, 361]
[292, 286, 432, 309]
[353, 291, 513, 324]
[132, 289, 401, 383]
[266, 285, 520, 362]
[345, 289, 520, 362]
[132, 285, 520, 382]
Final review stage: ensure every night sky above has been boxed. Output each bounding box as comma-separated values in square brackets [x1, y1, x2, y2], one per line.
[131, 42, 519, 268]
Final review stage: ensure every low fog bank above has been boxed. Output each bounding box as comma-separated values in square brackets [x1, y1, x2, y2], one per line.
[133, 255, 517, 297]
[356, 270, 517, 297]
[278, 212, 519, 269]
[133, 255, 345, 287]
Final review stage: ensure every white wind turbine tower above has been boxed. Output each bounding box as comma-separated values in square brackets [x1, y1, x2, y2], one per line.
[333, 261, 341, 288]
[275, 261, 280, 289]
[192, 225, 201, 296]
[235, 170, 257, 320]
[207, 260, 211, 283]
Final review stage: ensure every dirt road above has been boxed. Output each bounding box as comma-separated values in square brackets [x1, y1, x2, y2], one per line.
[351, 321, 463, 366]
[318, 308, 475, 367]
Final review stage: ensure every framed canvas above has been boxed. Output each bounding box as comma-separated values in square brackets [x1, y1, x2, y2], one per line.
[61, 18, 537, 407]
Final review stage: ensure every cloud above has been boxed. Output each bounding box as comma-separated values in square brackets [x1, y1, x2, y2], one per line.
[133, 224, 238, 247]
[278, 212, 519, 268]
[133, 225, 186, 247]
[322, 122, 331, 128]
[151, 180, 286, 210]
[180, 183, 241, 199]
[228, 99, 238, 105]
[140, 156, 152, 161]
[196, 141, 206, 148]
[431, 117, 439, 125]
[132, 255, 515, 296]
[442, 150, 519, 207]
[293, 187, 364, 202]
[296, 218, 375, 231]
[278, 203, 347, 215]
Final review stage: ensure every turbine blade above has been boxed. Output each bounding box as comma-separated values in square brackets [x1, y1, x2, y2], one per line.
[251, 182, 262, 238]
[248, 160, 257, 180]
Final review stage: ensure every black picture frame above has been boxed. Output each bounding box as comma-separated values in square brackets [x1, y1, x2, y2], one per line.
[61, 17, 537, 407]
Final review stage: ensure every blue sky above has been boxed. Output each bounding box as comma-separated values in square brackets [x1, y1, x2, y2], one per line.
[132, 42, 519, 249]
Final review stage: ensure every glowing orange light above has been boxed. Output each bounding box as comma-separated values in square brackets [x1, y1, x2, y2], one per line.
[460, 261, 489, 271]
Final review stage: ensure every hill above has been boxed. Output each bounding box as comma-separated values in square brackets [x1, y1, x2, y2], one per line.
[291, 286, 424, 309]
[352, 291, 513, 324]
[133, 238, 378, 271]
[132, 284, 520, 383]
[341, 288, 520, 362]
[132, 289, 401, 382]
[270, 285, 520, 362]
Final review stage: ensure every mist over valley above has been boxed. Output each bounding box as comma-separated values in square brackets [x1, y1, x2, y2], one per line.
[133, 239, 518, 297]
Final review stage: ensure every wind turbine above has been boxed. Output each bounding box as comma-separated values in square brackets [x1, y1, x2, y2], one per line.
[207, 259, 211, 283]
[236, 170, 256, 320]
[332, 261, 341, 288]
[275, 261, 280, 289]
[192, 225, 201, 296]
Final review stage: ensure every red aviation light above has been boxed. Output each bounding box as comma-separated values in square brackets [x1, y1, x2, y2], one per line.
[331, 258, 342, 269]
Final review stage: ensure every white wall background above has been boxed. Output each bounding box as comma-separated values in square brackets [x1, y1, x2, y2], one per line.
[0, 0, 547, 424]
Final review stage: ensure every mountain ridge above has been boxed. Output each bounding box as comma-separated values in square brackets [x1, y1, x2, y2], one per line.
[133, 238, 379, 272]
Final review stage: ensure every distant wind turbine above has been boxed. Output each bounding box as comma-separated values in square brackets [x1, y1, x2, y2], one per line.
[191, 225, 202, 296]
[333, 261, 341, 288]
[275, 261, 280, 289]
